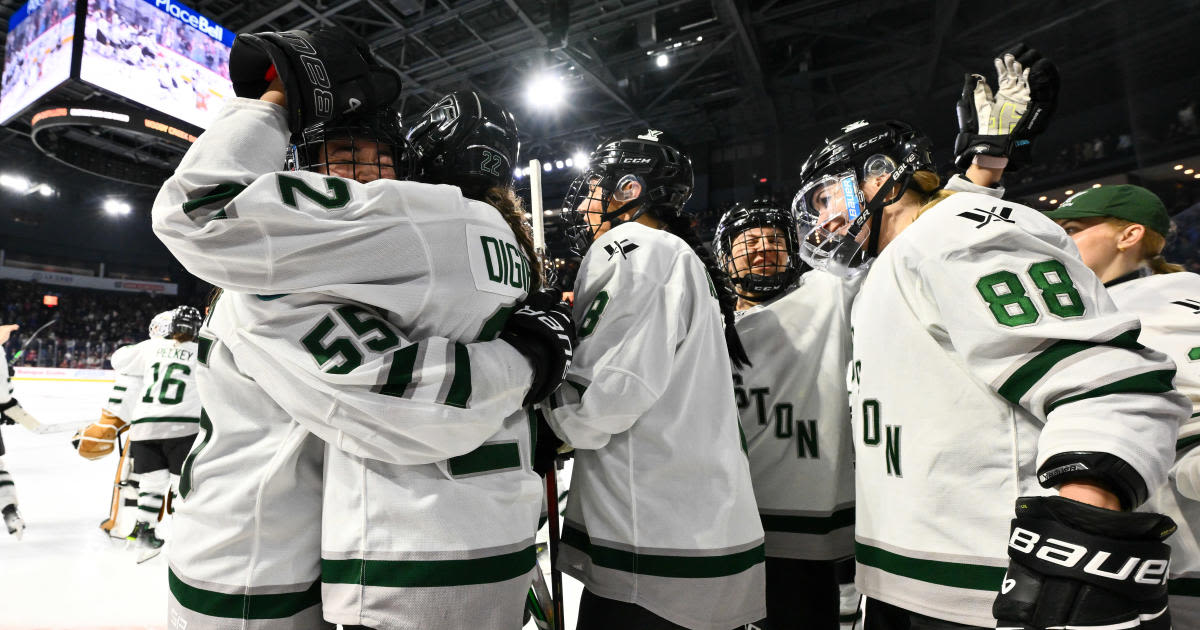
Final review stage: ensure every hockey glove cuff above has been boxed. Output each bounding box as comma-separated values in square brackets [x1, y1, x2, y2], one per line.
[993, 496, 1175, 630]
[499, 290, 577, 406]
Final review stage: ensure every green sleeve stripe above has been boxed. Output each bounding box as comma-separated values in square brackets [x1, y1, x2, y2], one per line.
[182, 183, 247, 215]
[0, 480, 14, 488]
[379, 344, 419, 398]
[113, 386, 127, 391]
[1191, 411, 1200, 419]
[998, 329, 1143, 405]
[108, 398, 123, 404]
[321, 545, 535, 588]
[1179, 434, 1200, 452]
[444, 343, 472, 408]
[256, 294, 289, 301]
[855, 542, 1006, 592]
[179, 410, 214, 498]
[1043, 369, 1177, 415]
[1169, 577, 1200, 597]
[130, 416, 201, 424]
[448, 441, 521, 477]
[169, 568, 320, 620]
[561, 523, 764, 579]
[196, 336, 213, 366]
[760, 506, 855, 535]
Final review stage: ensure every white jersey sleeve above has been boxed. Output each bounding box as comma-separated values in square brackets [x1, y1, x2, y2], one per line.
[908, 193, 1187, 495]
[103, 343, 145, 419]
[152, 97, 495, 301]
[542, 225, 693, 450]
[213, 293, 532, 465]
[0, 348, 11, 405]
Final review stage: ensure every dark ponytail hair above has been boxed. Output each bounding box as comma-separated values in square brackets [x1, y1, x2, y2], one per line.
[661, 212, 751, 369]
[479, 185, 543, 293]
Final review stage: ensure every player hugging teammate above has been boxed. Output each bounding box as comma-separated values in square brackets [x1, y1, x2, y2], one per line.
[141, 28, 1195, 630]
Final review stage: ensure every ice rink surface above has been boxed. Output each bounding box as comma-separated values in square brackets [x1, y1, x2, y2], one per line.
[0, 374, 582, 630]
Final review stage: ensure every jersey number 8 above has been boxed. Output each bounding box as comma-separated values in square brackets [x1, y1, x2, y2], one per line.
[975, 259, 1084, 327]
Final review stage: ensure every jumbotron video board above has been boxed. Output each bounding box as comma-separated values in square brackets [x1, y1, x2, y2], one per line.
[0, 0, 233, 129]
[0, 0, 77, 125]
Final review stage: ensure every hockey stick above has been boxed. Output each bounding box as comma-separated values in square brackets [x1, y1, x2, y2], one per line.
[11, 318, 59, 362]
[32, 419, 91, 435]
[545, 462, 565, 629]
[529, 159, 546, 258]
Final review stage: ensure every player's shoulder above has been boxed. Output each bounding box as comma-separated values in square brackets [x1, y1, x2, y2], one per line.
[895, 192, 1074, 261]
[593, 222, 688, 274]
[110, 342, 147, 373]
[1110, 271, 1200, 308]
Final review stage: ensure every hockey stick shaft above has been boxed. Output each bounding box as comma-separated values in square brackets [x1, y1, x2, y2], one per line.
[546, 465, 565, 628]
[12, 317, 59, 361]
[529, 160, 546, 256]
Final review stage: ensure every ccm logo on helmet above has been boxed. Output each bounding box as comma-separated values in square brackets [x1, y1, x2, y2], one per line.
[852, 132, 888, 150]
[1008, 527, 1169, 585]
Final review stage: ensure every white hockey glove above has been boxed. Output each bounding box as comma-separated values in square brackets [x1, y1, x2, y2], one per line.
[993, 496, 1175, 630]
[954, 43, 1058, 171]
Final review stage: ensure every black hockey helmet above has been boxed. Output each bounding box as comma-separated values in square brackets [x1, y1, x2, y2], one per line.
[561, 128, 693, 254]
[792, 120, 934, 276]
[170, 306, 203, 339]
[289, 106, 411, 182]
[714, 199, 801, 301]
[405, 90, 520, 199]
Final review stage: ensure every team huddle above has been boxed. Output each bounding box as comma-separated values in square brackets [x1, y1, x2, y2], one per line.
[1, 25, 1195, 630]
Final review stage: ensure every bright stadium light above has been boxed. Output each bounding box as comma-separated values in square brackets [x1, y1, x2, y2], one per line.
[656, 54, 669, 68]
[513, 167, 523, 179]
[37, 184, 54, 197]
[543, 162, 553, 172]
[527, 73, 566, 109]
[564, 157, 574, 168]
[104, 199, 132, 216]
[1186, 169, 1196, 175]
[1038, 195, 1047, 201]
[574, 152, 589, 169]
[0, 173, 29, 192]
[1092, 183, 1102, 188]
[555, 160, 565, 169]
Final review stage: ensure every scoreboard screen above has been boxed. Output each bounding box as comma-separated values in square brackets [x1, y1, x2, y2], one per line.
[0, 0, 77, 125]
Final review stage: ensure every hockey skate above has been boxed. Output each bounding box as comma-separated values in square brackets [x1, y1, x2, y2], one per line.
[3, 504, 24, 540]
[126, 521, 164, 563]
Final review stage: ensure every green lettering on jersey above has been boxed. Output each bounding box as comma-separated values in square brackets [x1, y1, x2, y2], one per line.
[773, 403, 793, 438]
[862, 399, 881, 446]
[796, 418, 819, 459]
[277, 174, 351, 209]
[480, 236, 505, 283]
[578, 291, 610, 338]
[732, 374, 748, 409]
[750, 387, 771, 426]
[885, 425, 902, 477]
[478, 235, 529, 290]
[1189, 347, 1200, 361]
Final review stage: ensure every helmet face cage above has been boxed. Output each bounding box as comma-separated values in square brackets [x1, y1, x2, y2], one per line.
[289, 108, 412, 182]
[171, 306, 202, 339]
[561, 130, 693, 255]
[792, 120, 933, 277]
[406, 91, 520, 196]
[148, 311, 174, 339]
[714, 201, 800, 300]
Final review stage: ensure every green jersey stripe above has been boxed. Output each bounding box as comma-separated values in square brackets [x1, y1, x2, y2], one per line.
[448, 442, 520, 477]
[182, 183, 247, 215]
[856, 542, 1006, 591]
[1044, 369, 1176, 415]
[131, 416, 201, 424]
[444, 343, 472, 408]
[379, 344, 419, 398]
[561, 524, 764, 578]
[761, 507, 855, 535]
[998, 329, 1143, 405]
[108, 398, 123, 404]
[168, 569, 320, 620]
[113, 386, 127, 391]
[321, 545, 535, 588]
[0, 480, 14, 488]
[1169, 577, 1200, 597]
[1179, 434, 1200, 452]
[196, 336, 213, 366]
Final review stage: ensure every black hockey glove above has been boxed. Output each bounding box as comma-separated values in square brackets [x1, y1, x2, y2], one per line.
[954, 43, 1059, 172]
[0, 398, 18, 425]
[531, 408, 564, 477]
[993, 496, 1175, 630]
[229, 27, 402, 135]
[499, 290, 577, 406]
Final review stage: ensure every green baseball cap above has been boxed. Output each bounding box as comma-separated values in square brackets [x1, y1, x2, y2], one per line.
[1042, 185, 1170, 237]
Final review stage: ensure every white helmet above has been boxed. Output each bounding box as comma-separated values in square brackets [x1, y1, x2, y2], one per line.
[148, 310, 174, 339]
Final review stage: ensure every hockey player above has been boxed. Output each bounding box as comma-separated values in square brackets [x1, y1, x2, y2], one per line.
[545, 130, 766, 630]
[794, 114, 1188, 629]
[116, 306, 203, 559]
[152, 29, 574, 629]
[0, 323, 26, 539]
[1043, 184, 1200, 626]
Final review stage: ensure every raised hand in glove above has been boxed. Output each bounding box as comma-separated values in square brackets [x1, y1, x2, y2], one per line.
[955, 43, 1059, 172]
[499, 290, 577, 406]
[993, 496, 1175, 630]
[229, 27, 401, 134]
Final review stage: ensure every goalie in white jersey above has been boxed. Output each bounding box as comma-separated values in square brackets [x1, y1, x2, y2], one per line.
[152, 28, 574, 630]
[1044, 184, 1200, 627]
[793, 116, 1189, 630]
[545, 130, 766, 630]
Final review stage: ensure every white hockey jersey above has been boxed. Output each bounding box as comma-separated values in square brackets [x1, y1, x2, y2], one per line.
[734, 271, 858, 561]
[544, 221, 766, 630]
[111, 338, 201, 442]
[0, 348, 11, 405]
[847, 192, 1188, 627]
[153, 98, 541, 629]
[1111, 270, 1200, 621]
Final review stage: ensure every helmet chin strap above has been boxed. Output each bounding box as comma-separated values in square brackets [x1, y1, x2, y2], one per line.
[862, 153, 921, 258]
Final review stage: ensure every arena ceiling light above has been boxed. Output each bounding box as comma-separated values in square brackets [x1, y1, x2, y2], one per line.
[1175, 164, 1185, 170]
[0, 173, 30, 192]
[573, 152, 589, 169]
[513, 167, 524, 179]
[526, 73, 566, 109]
[656, 54, 669, 68]
[104, 199, 132, 216]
